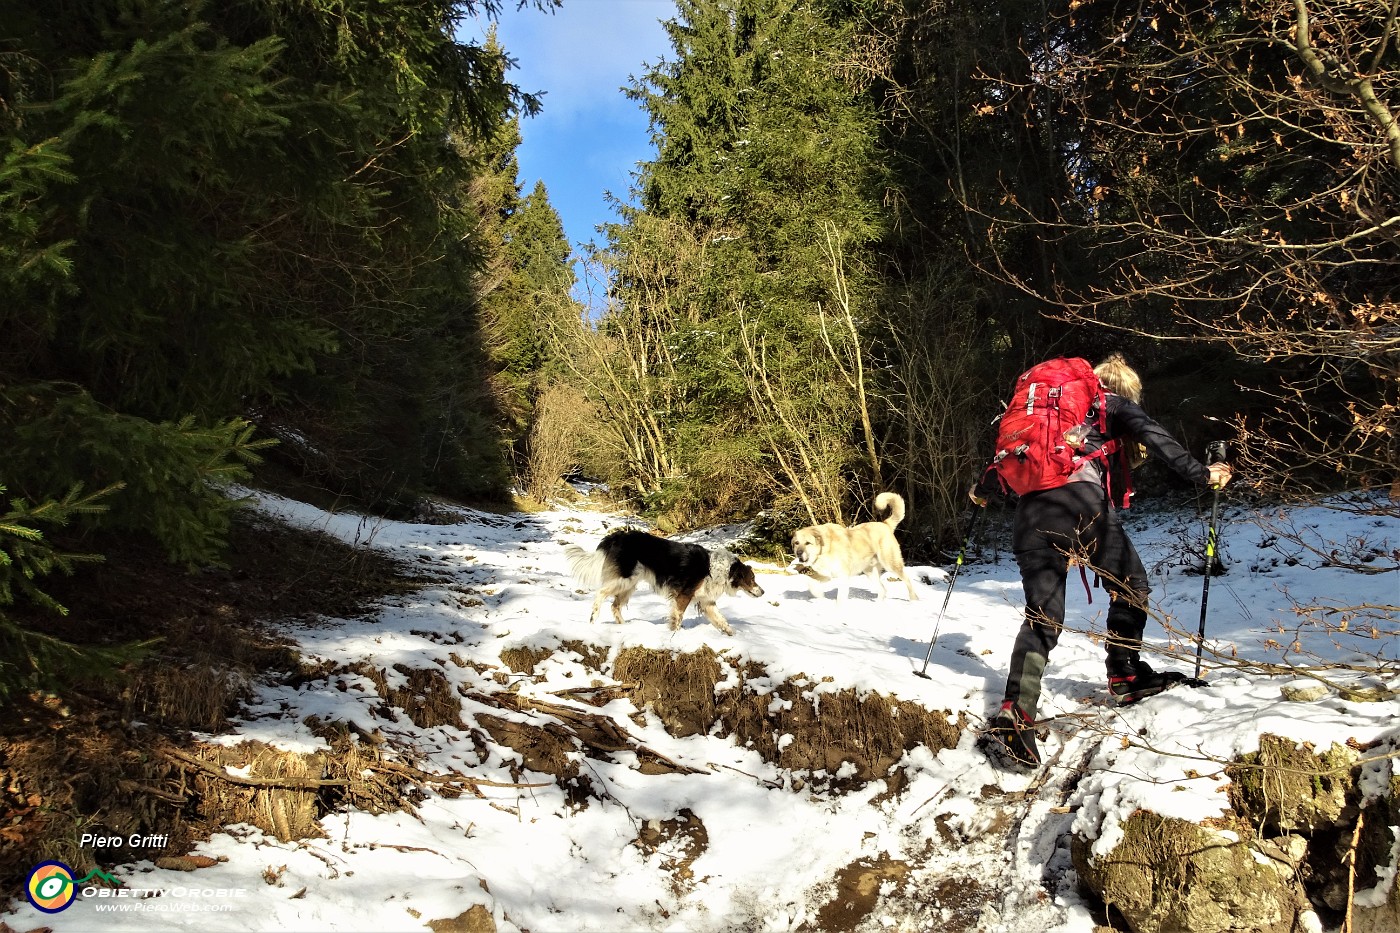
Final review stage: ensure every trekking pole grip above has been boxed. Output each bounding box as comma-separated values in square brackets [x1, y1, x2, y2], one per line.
[1204, 440, 1228, 490]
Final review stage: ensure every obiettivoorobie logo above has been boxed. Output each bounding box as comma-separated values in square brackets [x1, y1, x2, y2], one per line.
[26, 861, 122, 913]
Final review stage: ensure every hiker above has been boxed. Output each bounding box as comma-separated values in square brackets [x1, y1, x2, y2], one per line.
[970, 353, 1233, 769]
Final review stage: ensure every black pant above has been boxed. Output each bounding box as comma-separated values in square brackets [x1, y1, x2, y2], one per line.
[1002, 482, 1151, 718]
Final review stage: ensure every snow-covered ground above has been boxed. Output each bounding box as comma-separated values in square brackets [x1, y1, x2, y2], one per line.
[7, 487, 1397, 932]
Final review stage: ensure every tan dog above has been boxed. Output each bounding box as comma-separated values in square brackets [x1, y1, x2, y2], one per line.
[790, 492, 919, 603]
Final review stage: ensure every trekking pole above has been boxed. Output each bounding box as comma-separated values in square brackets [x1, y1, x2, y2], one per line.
[1193, 441, 1228, 679]
[914, 506, 983, 679]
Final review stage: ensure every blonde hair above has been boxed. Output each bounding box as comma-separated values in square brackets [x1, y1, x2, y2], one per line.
[1095, 353, 1147, 467]
[1094, 352, 1142, 403]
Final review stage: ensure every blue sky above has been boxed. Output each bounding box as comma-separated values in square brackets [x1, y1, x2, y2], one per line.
[462, 0, 677, 259]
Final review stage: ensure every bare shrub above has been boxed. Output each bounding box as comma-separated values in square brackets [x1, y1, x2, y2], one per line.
[544, 248, 684, 507]
[522, 381, 591, 503]
[883, 263, 1003, 554]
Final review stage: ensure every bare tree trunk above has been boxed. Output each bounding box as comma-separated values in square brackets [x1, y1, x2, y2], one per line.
[818, 222, 883, 491]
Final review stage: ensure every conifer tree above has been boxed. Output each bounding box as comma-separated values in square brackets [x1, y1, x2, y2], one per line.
[218, 1, 534, 508]
[603, 0, 889, 525]
[1, 9, 274, 563]
[0, 484, 147, 699]
[0, 0, 551, 690]
[492, 180, 578, 427]
[451, 73, 582, 491]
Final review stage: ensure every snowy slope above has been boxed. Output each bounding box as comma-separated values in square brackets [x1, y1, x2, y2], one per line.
[6, 487, 1397, 932]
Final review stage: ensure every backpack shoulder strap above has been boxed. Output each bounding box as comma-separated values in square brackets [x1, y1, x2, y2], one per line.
[1088, 393, 1135, 508]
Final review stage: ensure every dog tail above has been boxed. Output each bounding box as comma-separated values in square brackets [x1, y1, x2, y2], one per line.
[564, 544, 608, 589]
[875, 492, 906, 528]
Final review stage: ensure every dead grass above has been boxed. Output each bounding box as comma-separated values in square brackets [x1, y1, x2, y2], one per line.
[614, 646, 724, 738]
[186, 741, 327, 842]
[0, 511, 426, 893]
[2, 502, 976, 922]
[611, 646, 963, 787]
[354, 663, 466, 730]
[500, 645, 555, 675]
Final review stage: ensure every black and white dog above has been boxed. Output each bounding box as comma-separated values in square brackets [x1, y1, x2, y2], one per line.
[564, 530, 764, 635]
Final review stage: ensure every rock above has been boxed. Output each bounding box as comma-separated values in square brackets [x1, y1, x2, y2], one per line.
[427, 904, 496, 933]
[1339, 687, 1392, 703]
[1072, 812, 1302, 933]
[1227, 734, 1358, 834]
[1280, 682, 1329, 702]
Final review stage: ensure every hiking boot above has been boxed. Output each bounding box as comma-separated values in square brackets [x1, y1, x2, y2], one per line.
[1108, 659, 1188, 705]
[980, 701, 1041, 771]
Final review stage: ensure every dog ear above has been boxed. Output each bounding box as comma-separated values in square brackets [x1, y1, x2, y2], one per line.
[728, 559, 756, 587]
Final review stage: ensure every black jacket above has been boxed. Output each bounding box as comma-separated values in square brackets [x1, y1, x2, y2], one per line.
[1092, 393, 1211, 487]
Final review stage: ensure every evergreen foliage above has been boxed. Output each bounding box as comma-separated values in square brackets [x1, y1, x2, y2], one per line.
[0, 0, 559, 688]
[0, 484, 149, 700]
[473, 108, 580, 447]
[584, 0, 1395, 545]
[601, 0, 891, 527]
[0, 0, 543, 520]
[1, 0, 1388, 672]
[490, 178, 582, 483]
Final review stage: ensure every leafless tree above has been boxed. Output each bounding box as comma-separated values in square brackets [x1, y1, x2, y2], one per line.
[966, 0, 1399, 503]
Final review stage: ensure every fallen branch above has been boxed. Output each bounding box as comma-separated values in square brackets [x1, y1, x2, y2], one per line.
[295, 841, 344, 880]
[1342, 807, 1366, 933]
[548, 682, 640, 701]
[160, 746, 347, 789]
[481, 691, 711, 776]
[117, 779, 188, 806]
[371, 758, 551, 789]
[160, 744, 551, 791]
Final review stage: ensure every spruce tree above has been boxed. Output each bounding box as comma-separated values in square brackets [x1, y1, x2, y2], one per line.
[0, 0, 550, 692]
[0, 484, 147, 699]
[604, 0, 890, 525]
[491, 180, 578, 429]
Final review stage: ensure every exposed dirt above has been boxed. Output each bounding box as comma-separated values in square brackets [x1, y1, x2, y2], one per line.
[0, 511, 426, 892]
[0, 499, 967, 932]
[815, 853, 912, 931]
[10, 502, 1382, 933]
[634, 809, 708, 898]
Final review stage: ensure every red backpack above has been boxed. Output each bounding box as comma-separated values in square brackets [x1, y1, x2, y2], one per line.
[986, 357, 1130, 505]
